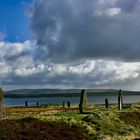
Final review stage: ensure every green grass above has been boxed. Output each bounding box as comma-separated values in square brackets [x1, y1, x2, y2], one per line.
[1, 103, 140, 140]
[53, 112, 87, 119]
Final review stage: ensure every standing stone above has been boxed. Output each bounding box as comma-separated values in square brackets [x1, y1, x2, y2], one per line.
[105, 98, 109, 108]
[79, 89, 87, 113]
[67, 100, 70, 108]
[36, 102, 39, 107]
[63, 101, 65, 108]
[0, 88, 5, 117]
[118, 89, 123, 110]
[25, 100, 28, 107]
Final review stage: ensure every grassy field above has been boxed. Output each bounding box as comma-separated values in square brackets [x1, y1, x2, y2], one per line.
[0, 103, 140, 140]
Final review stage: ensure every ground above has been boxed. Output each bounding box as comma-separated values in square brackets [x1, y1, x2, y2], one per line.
[0, 103, 140, 140]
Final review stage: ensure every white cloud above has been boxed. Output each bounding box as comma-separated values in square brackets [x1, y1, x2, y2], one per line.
[0, 40, 36, 58]
[15, 56, 34, 68]
[14, 64, 45, 77]
[0, 40, 38, 78]
[105, 8, 122, 16]
[68, 61, 96, 74]
[0, 61, 12, 78]
[0, 40, 140, 90]
[114, 62, 140, 80]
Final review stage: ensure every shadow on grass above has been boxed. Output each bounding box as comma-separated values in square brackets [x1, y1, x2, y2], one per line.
[119, 111, 140, 126]
[0, 117, 89, 140]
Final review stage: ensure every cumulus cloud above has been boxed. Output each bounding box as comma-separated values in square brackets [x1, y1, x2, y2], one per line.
[0, 61, 12, 78]
[0, 41, 40, 77]
[1, 40, 140, 90]
[29, 0, 140, 62]
[14, 64, 45, 77]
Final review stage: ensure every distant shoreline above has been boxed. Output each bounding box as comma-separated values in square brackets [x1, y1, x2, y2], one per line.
[4, 92, 140, 98]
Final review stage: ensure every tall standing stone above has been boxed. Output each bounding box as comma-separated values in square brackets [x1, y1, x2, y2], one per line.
[67, 100, 70, 108]
[105, 98, 109, 108]
[118, 89, 123, 110]
[25, 100, 28, 107]
[36, 102, 39, 107]
[0, 88, 5, 117]
[63, 101, 65, 108]
[79, 89, 87, 113]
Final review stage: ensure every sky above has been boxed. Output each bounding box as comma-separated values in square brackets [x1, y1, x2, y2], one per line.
[1, 0, 140, 91]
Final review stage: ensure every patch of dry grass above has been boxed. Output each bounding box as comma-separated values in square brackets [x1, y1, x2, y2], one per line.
[0, 117, 89, 140]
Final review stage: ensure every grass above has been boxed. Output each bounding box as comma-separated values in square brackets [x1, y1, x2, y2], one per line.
[0, 117, 90, 140]
[53, 112, 87, 120]
[0, 104, 140, 140]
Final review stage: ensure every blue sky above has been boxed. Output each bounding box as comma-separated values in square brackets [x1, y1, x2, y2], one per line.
[0, 0, 32, 42]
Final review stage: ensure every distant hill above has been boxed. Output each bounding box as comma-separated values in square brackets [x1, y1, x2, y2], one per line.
[4, 89, 140, 98]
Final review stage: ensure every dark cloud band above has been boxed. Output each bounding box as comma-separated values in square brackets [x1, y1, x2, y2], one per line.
[29, 0, 140, 62]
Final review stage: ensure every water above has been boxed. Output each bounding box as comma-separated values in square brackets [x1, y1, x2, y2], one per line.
[4, 95, 140, 107]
